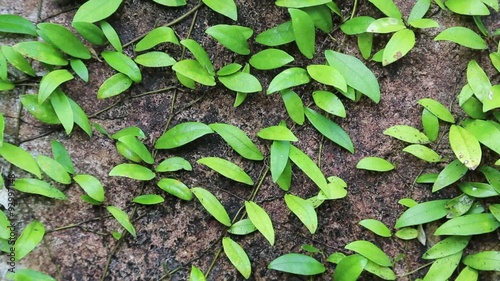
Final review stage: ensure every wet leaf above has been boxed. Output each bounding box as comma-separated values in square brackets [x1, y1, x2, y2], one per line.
[70, 58, 89, 82]
[135, 26, 179, 52]
[13, 178, 66, 200]
[434, 213, 500, 235]
[307, 65, 347, 92]
[222, 237, 251, 279]
[383, 125, 430, 144]
[6, 269, 56, 281]
[0, 14, 37, 36]
[38, 70, 74, 104]
[14, 221, 45, 261]
[189, 265, 206, 281]
[155, 122, 213, 149]
[433, 159, 468, 192]
[202, 0, 237, 20]
[423, 236, 470, 259]
[109, 163, 155, 181]
[368, 0, 402, 18]
[155, 157, 192, 172]
[36, 155, 71, 184]
[268, 253, 325, 275]
[289, 144, 329, 193]
[257, 125, 298, 141]
[73, 174, 105, 202]
[97, 73, 133, 99]
[305, 107, 354, 153]
[245, 201, 274, 245]
[285, 194, 318, 234]
[206, 25, 252, 55]
[281, 89, 305, 125]
[421, 108, 439, 141]
[459, 182, 499, 198]
[0, 142, 42, 178]
[255, 21, 294, 46]
[249, 49, 294, 70]
[197, 157, 254, 185]
[484, 85, 500, 112]
[446, 194, 475, 218]
[435, 27, 487, 50]
[395, 199, 448, 228]
[289, 8, 315, 59]
[50, 89, 74, 134]
[334, 254, 368, 281]
[102, 51, 141, 83]
[313, 90, 346, 118]
[366, 17, 405, 33]
[267, 67, 310, 94]
[20, 94, 60, 125]
[228, 219, 257, 235]
[218, 72, 262, 93]
[395, 228, 418, 240]
[445, 0, 490, 15]
[408, 0, 431, 22]
[423, 252, 462, 281]
[449, 125, 481, 170]
[134, 51, 176, 67]
[1, 45, 36, 76]
[181, 39, 214, 75]
[172, 59, 216, 86]
[270, 140, 290, 182]
[356, 157, 394, 172]
[73, 0, 123, 23]
[72, 21, 107, 45]
[192, 187, 231, 226]
[209, 123, 263, 160]
[382, 28, 415, 66]
[464, 251, 500, 271]
[37, 23, 90, 59]
[341, 16, 375, 35]
[359, 219, 391, 237]
[100, 21, 122, 52]
[106, 205, 136, 237]
[275, 0, 331, 8]
[157, 178, 193, 200]
[133, 194, 164, 205]
[403, 144, 441, 162]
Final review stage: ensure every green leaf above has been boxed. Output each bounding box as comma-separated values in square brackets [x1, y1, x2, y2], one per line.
[395, 228, 418, 240]
[449, 125, 481, 170]
[36, 155, 71, 184]
[356, 156, 394, 172]
[13, 178, 67, 199]
[38, 70, 74, 104]
[409, 18, 439, 29]
[369, 0, 402, 18]
[197, 157, 254, 185]
[14, 221, 45, 261]
[102, 51, 141, 83]
[325, 50, 380, 103]
[181, 39, 214, 75]
[20, 94, 60, 125]
[340, 16, 375, 35]
[466, 60, 491, 102]
[202, 0, 238, 21]
[153, 0, 186, 6]
[307, 65, 347, 92]
[289, 8, 315, 59]
[222, 237, 251, 279]
[245, 201, 274, 245]
[157, 178, 193, 200]
[435, 27, 487, 50]
[217, 63, 242, 76]
[106, 205, 136, 237]
[402, 144, 441, 162]
[0, 113, 4, 146]
[313, 90, 346, 118]
[270, 140, 290, 182]
[484, 85, 500, 112]
[268, 253, 325, 275]
[189, 265, 206, 281]
[303, 5, 332, 32]
[434, 213, 500, 235]
[490, 53, 500, 73]
[1, 45, 36, 76]
[132, 194, 164, 205]
[117, 135, 154, 164]
[334, 254, 368, 281]
[70, 58, 89, 82]
[445, 0, 490, 15]
[359, 219, 391, 237]
[383, 125, 430, 144]
[446, 194, 475, 218]
[432, 159, 468, 192]
[257, 125, 298, 141]
[37, 23, 90, 59]
[72, 21, 107, 45]
[289, 144, 329, 193]
[50, 89, 74, 135]
[255, 21, 294, 46]
[172, 59, 216, 86]
[73, 174, 105, 202]
[456, 266, 478, 281]
[285, 194, 318, 234]
[267, 67, 310, 94]
[459, 182, 499, 198]
[228, 219, 257, 235]
[275, 0, 331, 8]
[366, 18, 406, 33]
[155, 157, 192, 172]
[408, 0, 431, 22]
[345, 240, 392, 267]
[464, 251, 500, 271]
[382, 29, 415, 66]
[218, 72, 262, 93]
[358, 32, 373, 60]
[100, 21, 122, 52]
[479, 166, 500, 194]
[395, 199, 448, 228]
[206, 25, 252, 55]
[398, 198, 418, 207]
[304, 107, 354, 153]
[192, 187, 231, 227]
[209, 123, 263, 160]
[421, 109, 439, 141]
[423, 252, 462, 281]
[111, 126, 146, 139]
[73, 0, 123, 23]
[281, 89, 305, 125]
[155, 122, 213, 149]
[68, 97, 92, 137]
[463, 119, 500, 155]
[6, 269, 56, 281]
[97, 73, 133, 99]
[249, 49, 294, 70]
[423, 236, 470, 259]
[364, 260, 396, 280]
[134, 52, 176, 67]
[0, 14, 37, 36]
[135, 26, 179, 52]
[0, 143, 41, 178]
[109, 163, 155, 181]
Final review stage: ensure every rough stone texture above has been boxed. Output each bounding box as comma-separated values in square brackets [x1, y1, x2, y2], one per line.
[1, 0, 499, 280]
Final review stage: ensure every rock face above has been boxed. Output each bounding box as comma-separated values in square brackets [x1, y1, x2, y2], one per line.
[1, 0, 499, 280]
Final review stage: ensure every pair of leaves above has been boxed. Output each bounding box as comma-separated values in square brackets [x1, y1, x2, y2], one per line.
[135, 26, 179, 52]
[37, 23, 91, 59]
[106, 205, 136, 237]
[356, 157, 394, 172]
[74, 174, 105, 203]
[206, 25, 252, 55]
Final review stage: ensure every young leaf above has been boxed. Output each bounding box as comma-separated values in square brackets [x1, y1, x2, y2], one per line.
[479, 166, 500, 194]
[108, 163, 155, 181]
[289, 8, 315, 59]
[456, 266, 478, 281]
[102, 51, 141, 83]
[257, 125, 298, 141]
[1, 45, 36, 76]
[100, 21, 122, 52]
[172, 59, 216, 86]
[36, 155, 71, 184]
[366, 18, 406, 33]
[463, 251, 500, 271]
[423, 252, 462, 281]
[304, 107, 354, 153]
[135, 52, 176, 67]
[408, 0, 431, 22]
[38, 69, 74, 104]
[288, 144, 329, 192]
[334, 254, 368, 281]
[70, 59, 89, 82]
[50, 89, 74, 134]
[73, 0, 123, 23]
[402, 144, 441, 162]
[394, 199, 448, 228]
[395, 228, 418, 240]
[432, 159, 468, 192]
[192, 187, 231, 227]
[6, 269, 56, 281]
[446, 194, 475, 218]
[359, 219, 391, 237]
[133, 194, 164, 205]
[155, 122, 213, 149]
[72, 21, 107, 45]
[13, 41, 68, 66]
[313, 90, 346, 118]
[0, 143, 42, 178]
[422, 108, 439, 141]
[445, 0, 489, 15]
[418, 98, 454, 123]
[275, 0, 331, 8]
[97, 73, 133, 99]
[467, 60, 491, 102]
[423, 236, 470, 259]
[157, 178, 193, 200]
[364, 260, 397, 280]
[202, 0, 237, 21]
[13, 178, 67, 200]
[249, 49, 294, 70]
[218, 72, 262, 93]
[135, 27, 179, 52]
[270, 140, 290, 182]
[409, 18, 439, 29]
[205, 25, 252, 55]
[459, 182, 499, 198]
[285, 194, 318, 234]
[73, 174, 105, 203]
[383, 125, 430, 144]
[267, 67, 310, 94]
[463, 119, 500, 155]
[255, 21, 294, 46]
[368, 0, 402, 18]
[117, 135, 154, 164]
[358, 33, 373, 59]
[14, 221, 45, 261]
[435, 27, 487, 50]
[222, 237, 251, 279]
[189, 265, 206, 281]
[106, 205, 136, 237]
[245, 201, 274, 245]
[281, 89, 305, 125]
[303, 4, 333, 33]
[268, 253, 325, 275]
[383, 29, 415, 66]
[228, 219, 257, 235]
[112, 126, 145, 139]
[434, 213, 500, 235]
[306, 65, 347, 92]
[449, 125, 481, 170]
[209, 123, 263, 160]
[341, 16, 376, 35]
[181, 39, 214, 75]
[20, 94, 60, 125]
[153, 0, 186, 6]
[37, 23, 91, 59]
[356, 157, 394, 172]
[0, 14, 37, 36]
[345, 240, 392, 267]
[68, 97, 92, 137]
[197, 157, 254, 185]
[155, 157, 192, 172]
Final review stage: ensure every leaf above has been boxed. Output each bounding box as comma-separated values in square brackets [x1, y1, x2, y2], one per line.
[285, 194, 318, 234]
[421, 109, 439, 141]
[356, 156, 394, 172]
[218, 72, 262, 93]
[50, 89, 74, 134]
[446, 194, 475, 218]
[192, 187, 231, 227]
[117, 135, 154, 164]
[189, 265, 206, 281]
[275, 0, 331, 8]
[134, 51, 176, 67]
[72, 21, 107, 45]
[1, 45, 36, 76]
[132, 194, 164, 205]
[267, 67, 310, 94]
[307, 65, 347, 92]
[37, 23, 90, 59]
[257, 125, 298, 141]
[327, 252, 346, 264]
[155, 157, 192, 172]
[108, 163, 155, 181]
[432, 159, 468, 192]
[157, 178, 193, 200]
[459, 182, 499, 198]
[38, 69, 74, 104]
[341, 16, 375, 35]
[402, 144, 441, 162]
[206, 25, 252, 55]
[6, 269, 56, 281]
[366, 17, 406, 33]
[68, 97, 92, 137]
[36, 155, 71, 184]
[111, 126, 146, 139]
[172, 59, 216, 86]
[227, 219, 257, 235]
[466, 60, 491, 102]
[434, 213, 500, 235]
[153, 0, 186, 6]
[181, 39, 214, 75]
[197, 157, 254, 185]
[304, 107, 354, 153]
[423, 252, 462, 281]
[73, 174, 105, 202]
[423, 236, 470, 259]
[100, 21, 122, 52]
[281, 89, 305, 125]
[382, 29, 415, 66]
[255, 21, 294, 46]
[202, 0, 238, 21]
[435, 27, 487, 50]
[245, 201, 274, 245]
[345, 240, 392, 267]
[395, 228, 418, 240]
[289, 8, 315, 59]
[359, 219, 391, 237]
[409, 18, 439, 29]
[288, 144, 329, 193]
[333, 254, 368, 281]
[249, 49, 294, 70]
[395, 199, 448, 228]
[222, 237, 251, 279]
[97, 73, 133, 99]
[268, 253, 325, 275]
[209, 123, 263, 160]
[0, 14, 37, 36]
[106, 206, 136, 237]
[325, 50, 380, 103]
[456, 266, 478, 281]
[14, 221, 45, 261]
[13, 178, 67, 200]
[449, 125, 481, 170]
[73, 0, 123, 23]
[464, 251, 500, 271]
[102, 51, 141, 83]
[383, 125, 430, 144]
[217, 63, 242, 76]
[135, 27, 179, 52]
[445, 0, 490, 15]
[270, 140, 290, 182]
[13, 41, 66, 66]
[364, 260, 397, 280]
[463, 119, 500, 155]
[155, 122, 213, 149]
[0, 142, 41, 178]
[484, 85, 500, 112]
[70, 58, 89, 82]
[20, 94, 60, 125]
[479, 166, 500, 194]
[368, 0, 402, 18]
[408, 0, 431, 22]
[313, 90, 346, 118]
